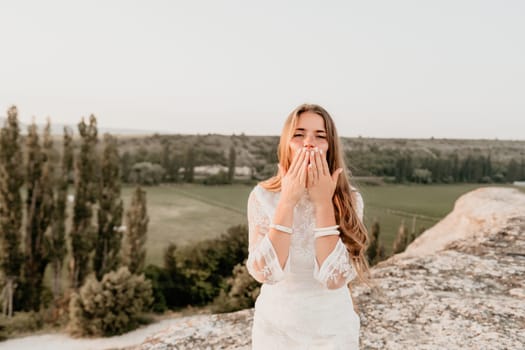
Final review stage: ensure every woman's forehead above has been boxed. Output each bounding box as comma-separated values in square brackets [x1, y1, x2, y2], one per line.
[295, 112, 326, 130]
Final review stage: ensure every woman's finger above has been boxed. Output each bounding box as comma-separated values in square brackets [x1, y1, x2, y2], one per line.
[307, 163, 314, 188]
[298, 151, 308, 185]
[314, 148, 324, 178]
[287, 147, 304, 176]
[278, 163, 286, 177]
[294, 147, 309, 178]
[309, 150, 319, 184]
[332, 168, 343, 183]
[320, 149, 330, 176]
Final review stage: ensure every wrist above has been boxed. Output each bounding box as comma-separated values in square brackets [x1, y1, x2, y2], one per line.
[278, 196, 297, 209]
[314, 201, 336, 228]
[313, 199, 333, 210]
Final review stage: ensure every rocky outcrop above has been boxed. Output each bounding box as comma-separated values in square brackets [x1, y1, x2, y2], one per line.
[136, 187, 525, 350]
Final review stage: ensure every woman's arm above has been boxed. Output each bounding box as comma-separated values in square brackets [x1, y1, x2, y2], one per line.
[307, 147, 363, 289]
[313, 191, 363, 289]
[246, 148, 309, 283]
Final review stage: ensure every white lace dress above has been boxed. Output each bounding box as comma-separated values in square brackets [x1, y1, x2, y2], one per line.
[246, 184, 363, 350]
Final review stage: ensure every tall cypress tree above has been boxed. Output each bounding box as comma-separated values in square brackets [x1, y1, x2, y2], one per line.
[49, 126, 73, 299]
[366, 219, 380, 264]
[122, 186, 149, 274]
[228, 145, 236, 184]
[94, 133, 124, 280]
[0, 106, 24, 317]
[23, 120, 55, 311]
[183, 146, 195, 183]
[70, 115, 99, 289]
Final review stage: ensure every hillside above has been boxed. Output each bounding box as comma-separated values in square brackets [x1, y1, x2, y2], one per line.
[135, 187, 525, 350]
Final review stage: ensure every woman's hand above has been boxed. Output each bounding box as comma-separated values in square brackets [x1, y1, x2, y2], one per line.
[279, 147, 308, 206]
[307, 148, 342, 207]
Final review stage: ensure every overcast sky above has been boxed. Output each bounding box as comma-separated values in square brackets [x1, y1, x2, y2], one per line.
[1, 0, 524, 139]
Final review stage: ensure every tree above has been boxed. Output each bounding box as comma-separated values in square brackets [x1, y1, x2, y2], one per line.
[183, 146, 195, 183]
[49, 126, 73, 300]
[412, 168, 432, 184]
[93, 134, 124, 280]
[506, 159, 519, 182]
[160, 139, 181, 182]
[392, 220, 408, 254]
[122, 186, 149, 274]
[70, 115, 99, 289]
[395, 154, 413, 182]
[0, 106, 24, 317]
[228, 145, 236, 184]
[23, 120, 55, 311]
[366, 219, 385, 265]
[129, 162, 166, 185]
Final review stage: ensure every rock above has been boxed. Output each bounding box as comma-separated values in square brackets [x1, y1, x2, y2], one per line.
[131, 310, 253, 350]
[136, 187, 525, 350]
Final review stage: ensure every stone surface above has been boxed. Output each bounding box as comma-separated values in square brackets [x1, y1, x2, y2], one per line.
[136, 187, 525, 350]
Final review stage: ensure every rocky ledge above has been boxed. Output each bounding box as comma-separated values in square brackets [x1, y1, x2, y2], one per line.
[136, 187, 525, 350]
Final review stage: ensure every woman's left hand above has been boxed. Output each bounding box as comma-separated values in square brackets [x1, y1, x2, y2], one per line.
[306, 147, 343, 206]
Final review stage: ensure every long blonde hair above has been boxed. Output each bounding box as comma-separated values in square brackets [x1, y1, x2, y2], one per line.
[260, 103, 370, 283]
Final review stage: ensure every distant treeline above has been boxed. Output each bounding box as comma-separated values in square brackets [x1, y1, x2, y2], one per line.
[116, 135, 525, 185]
[347, 149, 525, 184]
[7, 121, 525, 186]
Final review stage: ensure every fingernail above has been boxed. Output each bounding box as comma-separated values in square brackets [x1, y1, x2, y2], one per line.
[320, 149, 323, 155]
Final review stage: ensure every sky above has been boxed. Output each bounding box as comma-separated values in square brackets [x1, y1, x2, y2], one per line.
[0, 0, 524, 139]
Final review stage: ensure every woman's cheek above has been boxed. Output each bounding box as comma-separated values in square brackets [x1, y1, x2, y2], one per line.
[290, 143, 303, 155]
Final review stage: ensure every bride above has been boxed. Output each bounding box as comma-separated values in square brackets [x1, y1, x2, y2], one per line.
[246, 103, 369, 349]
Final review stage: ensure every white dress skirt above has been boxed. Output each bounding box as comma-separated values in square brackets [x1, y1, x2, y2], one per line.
[246, 185, 363, 350]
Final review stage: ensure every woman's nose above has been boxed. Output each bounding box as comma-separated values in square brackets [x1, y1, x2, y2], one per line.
[303, 135, 315, 148]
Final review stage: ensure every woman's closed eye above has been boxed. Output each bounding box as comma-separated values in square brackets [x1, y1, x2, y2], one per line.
[293, 134, 326, 139]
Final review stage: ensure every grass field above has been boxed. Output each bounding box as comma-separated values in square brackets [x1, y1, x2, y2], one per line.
[355, 183, 522, 253]
[43, 182, 523, 288]
[133, 182, 524, 264]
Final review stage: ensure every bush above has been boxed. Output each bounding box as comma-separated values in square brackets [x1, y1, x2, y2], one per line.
[0, 311, 43, 340]
[212, 261, 260, 313]
[128, 162, 166, 185]
[68, 267, 153, 336]
[146, 225, 249, 310]
[176, 225, 249, 306]
[144, 265, 169, 313]
[203, 171, 230, 185]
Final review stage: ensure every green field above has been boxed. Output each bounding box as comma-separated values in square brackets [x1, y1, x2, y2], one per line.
[355, 183, 522, 253]
[131, 182, 523, 264]
[45, 182, 523, 286]
[120, 183, 251, 266]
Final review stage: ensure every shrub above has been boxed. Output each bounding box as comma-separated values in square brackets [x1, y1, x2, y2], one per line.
[128, 162, 166, 185]
[68, 267, 153, 336]
[212, 261, 260, 313]
[0, 311, 43, 340]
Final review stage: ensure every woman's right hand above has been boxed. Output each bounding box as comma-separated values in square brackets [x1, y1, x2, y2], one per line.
[279, 147, 308, 206]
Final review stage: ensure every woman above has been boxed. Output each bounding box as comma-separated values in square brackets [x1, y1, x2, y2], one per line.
[246, 103, 369, 349]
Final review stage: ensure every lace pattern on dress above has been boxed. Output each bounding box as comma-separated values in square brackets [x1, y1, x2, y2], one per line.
[312, 191, 363, 289]
[246, 189, 289, 284]
[290, 191, 316, 261]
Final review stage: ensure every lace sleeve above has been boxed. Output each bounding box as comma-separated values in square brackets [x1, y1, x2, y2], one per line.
[312, 191, 363, 289]
[245, 188, 289, 284]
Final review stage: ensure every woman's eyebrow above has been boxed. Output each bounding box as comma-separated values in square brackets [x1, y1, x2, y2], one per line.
[295, 128, 326, 133]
